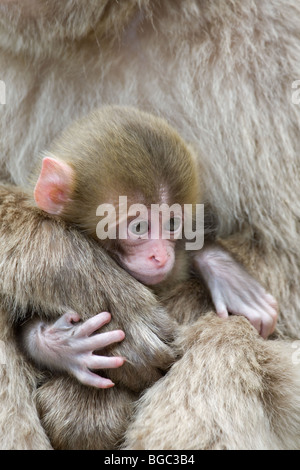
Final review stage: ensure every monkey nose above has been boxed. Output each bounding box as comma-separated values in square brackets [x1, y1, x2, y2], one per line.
[150, 253, 168, 268]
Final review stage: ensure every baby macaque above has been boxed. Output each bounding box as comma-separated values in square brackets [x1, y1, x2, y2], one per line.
[22, 106, 278, 389]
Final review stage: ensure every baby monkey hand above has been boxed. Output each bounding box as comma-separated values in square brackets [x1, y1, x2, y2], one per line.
[23, 311, 125, 388]
[195, 246, 278, 339]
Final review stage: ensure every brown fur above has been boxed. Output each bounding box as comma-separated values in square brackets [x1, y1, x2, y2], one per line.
[36, 378, 137, 450]
[0, 185, 175, 449]
[36, 106, 199, 238]
[0, 0, 300, 449]
[124, 315, 300, 450]
[0, 308, 52, 450]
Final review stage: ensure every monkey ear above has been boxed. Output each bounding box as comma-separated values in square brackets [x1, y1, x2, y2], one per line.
[34, 157, 75, 215]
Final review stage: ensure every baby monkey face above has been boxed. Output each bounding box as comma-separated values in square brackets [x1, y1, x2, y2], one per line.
[116, 208, 183, 286]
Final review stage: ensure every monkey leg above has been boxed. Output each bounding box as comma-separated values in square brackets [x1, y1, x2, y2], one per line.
[123, 314, 300, 450]
[0, 312, 52, 450]
[35, 376, 138, 450]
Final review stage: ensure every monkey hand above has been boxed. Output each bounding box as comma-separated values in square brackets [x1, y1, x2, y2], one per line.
[23, 311, 126, 388]
[195, 247, 278, 339]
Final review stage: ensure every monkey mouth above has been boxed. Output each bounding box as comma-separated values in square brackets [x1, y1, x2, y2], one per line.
[132, 270, 170, 286]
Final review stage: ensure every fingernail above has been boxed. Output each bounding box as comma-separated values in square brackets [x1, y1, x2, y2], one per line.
[105, 381, 115, 388]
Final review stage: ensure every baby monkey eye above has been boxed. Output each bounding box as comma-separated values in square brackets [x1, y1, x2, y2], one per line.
[164, 216, 182, 232]
[128, 220, 149, 236]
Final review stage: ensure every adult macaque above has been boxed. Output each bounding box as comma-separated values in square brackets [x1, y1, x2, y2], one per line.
[0, 0, 300, 450]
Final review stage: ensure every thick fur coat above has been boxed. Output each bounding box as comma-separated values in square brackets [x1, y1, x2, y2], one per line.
[0, 0, 299, 449]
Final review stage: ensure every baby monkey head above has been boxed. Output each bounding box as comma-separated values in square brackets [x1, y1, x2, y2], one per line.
[34, 106, 199, 285]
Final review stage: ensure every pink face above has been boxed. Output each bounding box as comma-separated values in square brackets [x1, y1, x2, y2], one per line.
[117, 210, 182, 286]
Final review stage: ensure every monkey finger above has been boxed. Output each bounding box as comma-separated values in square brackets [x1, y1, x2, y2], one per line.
[74, 369, 115, 389]
[265, 293, 278, 311]
[262, 308, 278, 337]
[233, 306, 273, 339]
[52, 310, 81, 329]
[264, 294, 279, 319]
[250, 297, 278, 331]
[264, 306, 278, 331]
[213, 299, 229, 318]
[230, 306, 263, 335]
[259, 299, 278, 319]
[84, 330, 125, 352]
[247, 305, 277, 339]
[260, 314, 277, 339]
[251, 291, 278, 318]
[86, 355, 125, 371]
[78, 311, 112, 337]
